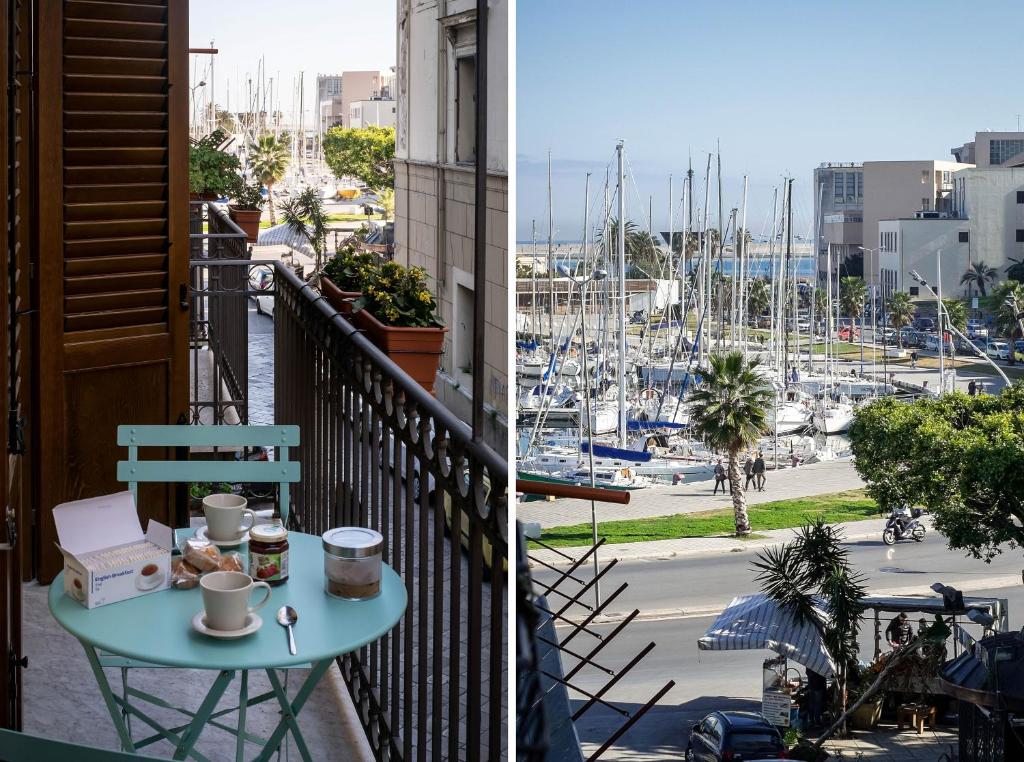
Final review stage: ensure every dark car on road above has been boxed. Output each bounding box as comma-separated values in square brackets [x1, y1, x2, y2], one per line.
[686, 711, 787, 760]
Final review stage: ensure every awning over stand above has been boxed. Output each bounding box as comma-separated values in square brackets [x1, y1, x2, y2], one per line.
[698, 593, 837, 677]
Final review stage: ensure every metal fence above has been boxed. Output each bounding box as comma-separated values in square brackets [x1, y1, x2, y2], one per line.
[187, 247, 509, 760]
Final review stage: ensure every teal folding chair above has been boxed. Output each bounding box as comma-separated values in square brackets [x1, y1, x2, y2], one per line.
[105, 424, 301, 753]
[0, 727, 164, 761]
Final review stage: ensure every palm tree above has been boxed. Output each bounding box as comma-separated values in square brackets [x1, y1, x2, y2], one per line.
[960, 261, 998, 297]
[688, 351, 772, 535]
[248, 134, 290, 225]
[886, 291, 915, 348]
[942, 298, 967, 332]
[596, 218, 663, 277]
[753, 520, 867, 731]
[994, 280, 1024, 365]
[1006, 257, 1024, 283]
[839, 276, 866, 322]
[282, 187, 329, 273]
[746, 279, 771, 321]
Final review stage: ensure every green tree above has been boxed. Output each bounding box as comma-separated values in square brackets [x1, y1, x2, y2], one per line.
[688, 351, 772, 535]
[746, 279, 771, 320]
[850, 385, 1024, 561]
[596, 218, 664, 277]
[886, 291, 915, 347]
[942, 298, 967, 332]
[753, 520, 866, 722]
[839, 276, 866, 321]
[248, 134, 290, 225]
[282, 187, 330, 272]
[960, 261, 998, 297]
[322, 125, 395, 191]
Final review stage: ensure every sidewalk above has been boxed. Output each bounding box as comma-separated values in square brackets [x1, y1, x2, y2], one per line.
[818, 724, 957, 761]
[519, 459, 866, 528]
[529, 515, 893, 568]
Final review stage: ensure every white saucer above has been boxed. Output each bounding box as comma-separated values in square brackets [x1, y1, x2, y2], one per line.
[135, 573, 165, 591]
[195, 525, 248, 547]
[192, 611, 262, 639]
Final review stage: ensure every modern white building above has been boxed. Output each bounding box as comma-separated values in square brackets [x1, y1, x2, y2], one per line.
[394, 0, 508, 451]
[878, 165, 1024, 297]
[348, 99, 396, 129]
[951, 131, 1024, 168]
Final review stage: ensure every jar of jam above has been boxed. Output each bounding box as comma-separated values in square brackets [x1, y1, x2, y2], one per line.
[248, 524, 289, 585]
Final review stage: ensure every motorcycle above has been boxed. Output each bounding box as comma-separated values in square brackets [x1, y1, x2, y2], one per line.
[882, 506, 926, 545]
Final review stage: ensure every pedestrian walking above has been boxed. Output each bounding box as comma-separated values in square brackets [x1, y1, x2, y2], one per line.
[911, 351, 918, 369]
[713, 459, 727, 495]
[791, 366, 799, 383]
[753, 452, 766, 492]
[743, 455, 755, 490]
[968, 379, 977, 396]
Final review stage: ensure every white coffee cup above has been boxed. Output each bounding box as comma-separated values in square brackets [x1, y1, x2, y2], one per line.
[203, 493, 256, 542]
[200, 571, 271, 631]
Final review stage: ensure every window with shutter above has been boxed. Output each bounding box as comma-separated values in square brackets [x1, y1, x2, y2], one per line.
[62, 0, 172, 334]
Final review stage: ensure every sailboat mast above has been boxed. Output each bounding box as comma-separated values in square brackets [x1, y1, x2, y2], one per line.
[531, 220, 538, 336]
[716, 148, 724, 351]
[547, 151, 555, 343]
[700, 154, 711, 367]
[616, 141, 628, 448]
[667, 175, 674, 356]
[784, 178, 794, 379]
[738, 175, 748, 350]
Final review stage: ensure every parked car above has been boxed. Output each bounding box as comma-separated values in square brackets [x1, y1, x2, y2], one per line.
[837, 325, 860, 341]
[966, 319, 989, 340]
[986, 341, 1011, 360]
[880, 328, 898, 344]
[898, 328, 916, 346]
[685, 711, 787, 761]
[1015, 339, 1024, 354]
[913, 317, 935, 332]
[924, 333, 954, 354]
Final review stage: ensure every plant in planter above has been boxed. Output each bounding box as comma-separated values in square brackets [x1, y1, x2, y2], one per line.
[351, 261, 446, 393]
[189, 482, 234, 513]
[320, 244, 379, 314]
[282, 187, 330, 273]
[189, 129, 241, 199]
[227, 176, 266, 243]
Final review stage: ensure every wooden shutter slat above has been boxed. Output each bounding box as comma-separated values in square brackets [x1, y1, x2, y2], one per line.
[65, 129, 168, 148]
[64, 235, 166, 258]
[64, 73, 167, 94]
[65, 92, 166, 112]
[65, 288, 166, 314]
[65, 37, 166, 59]
[65, 55, 167, 77]
[64, 253, 168, 276]
[65, 182, 167, 203]
[65, 199, 167, 221]
[65, 1, 167, 23]
[64, 306, 167, 332]
[65, 217, 166, 239]
[66, 165, 167, 184]
[65, 111, 167, 130]
[65, 146, 167, 165]
[65, 271, 166, 295]
[64, 19, 166, 42]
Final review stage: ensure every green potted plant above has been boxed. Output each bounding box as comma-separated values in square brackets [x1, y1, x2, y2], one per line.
[351, 261, 446, 393]
[321, 244, 379, 314]
[189, 129, 241, 200]
[189, 481, 234, 514]
[227, 176, 266, 243]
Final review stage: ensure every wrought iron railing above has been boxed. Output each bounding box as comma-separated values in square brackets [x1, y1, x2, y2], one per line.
[189, 201, 253, 424]
[186, 250, 509, 760]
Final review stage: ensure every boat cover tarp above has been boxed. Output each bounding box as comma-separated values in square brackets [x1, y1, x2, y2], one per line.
[581, 442, 652, 462]
[697, 593, 837, 677]
[626, 420, 685, 431]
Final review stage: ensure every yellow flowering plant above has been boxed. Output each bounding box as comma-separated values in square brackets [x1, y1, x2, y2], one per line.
[352, 261, 443, 328]
[322, 244, 380, 292]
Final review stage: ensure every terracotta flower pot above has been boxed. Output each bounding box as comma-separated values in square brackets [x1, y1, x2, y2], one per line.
[228, 205, 262, 244]
[353, 309, 446, 394]
[321, 276, 361, 315]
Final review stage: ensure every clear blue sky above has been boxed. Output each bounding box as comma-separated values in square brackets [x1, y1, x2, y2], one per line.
[188, 1, 395, 125]
[517, 0, 1024, 242]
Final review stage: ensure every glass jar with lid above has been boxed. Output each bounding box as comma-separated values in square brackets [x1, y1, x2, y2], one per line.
[322, 527, 383, 600]
[248, 524, 289, 586]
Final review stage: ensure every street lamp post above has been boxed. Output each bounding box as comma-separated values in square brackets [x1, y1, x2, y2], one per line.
[559, 264, 608, 606]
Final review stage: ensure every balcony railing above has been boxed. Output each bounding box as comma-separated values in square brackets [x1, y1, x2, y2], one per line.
[188, 209, 508, 760]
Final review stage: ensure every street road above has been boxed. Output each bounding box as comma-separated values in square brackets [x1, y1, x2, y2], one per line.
[530, 531, 1024, 759]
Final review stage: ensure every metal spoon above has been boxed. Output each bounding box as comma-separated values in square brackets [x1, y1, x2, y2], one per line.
[277, 606, 298, 655]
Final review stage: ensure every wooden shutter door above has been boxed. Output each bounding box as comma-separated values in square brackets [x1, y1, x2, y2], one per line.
[35, 0, 188, 582]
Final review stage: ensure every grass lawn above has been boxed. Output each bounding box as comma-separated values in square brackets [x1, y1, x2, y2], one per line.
[258, 213, 383, 229]
[535, 489, 879, 547]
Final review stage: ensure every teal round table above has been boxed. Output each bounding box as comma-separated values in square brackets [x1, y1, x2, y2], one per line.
[48, 531, 406, 761]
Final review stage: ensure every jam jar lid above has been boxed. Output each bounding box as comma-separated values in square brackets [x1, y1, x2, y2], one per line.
[322, 527, 383, 559]
[250, 524, 288, 543]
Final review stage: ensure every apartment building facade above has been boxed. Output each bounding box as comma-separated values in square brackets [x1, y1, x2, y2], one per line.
[394, 0, 508, 452]
[813, 162, 864, 280]
[349, 99, 397, 129]
[952, 131, 1024, 168]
